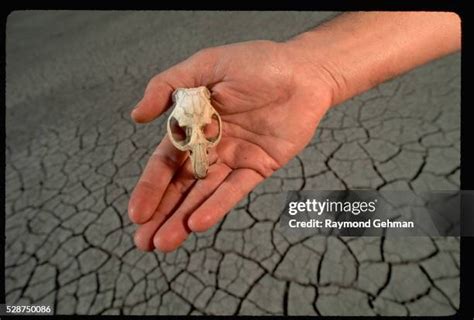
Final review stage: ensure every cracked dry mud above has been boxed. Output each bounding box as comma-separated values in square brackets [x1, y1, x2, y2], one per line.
[5, 11, 460, 315]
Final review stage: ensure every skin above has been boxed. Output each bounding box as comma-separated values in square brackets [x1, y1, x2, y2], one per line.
[128, 12, 461, 252]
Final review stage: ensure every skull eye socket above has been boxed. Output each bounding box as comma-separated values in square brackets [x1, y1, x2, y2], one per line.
[169, 117, 188, 145]
[202, 113, 220, 142]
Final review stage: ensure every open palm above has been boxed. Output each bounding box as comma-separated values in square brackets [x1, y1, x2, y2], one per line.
[128, 40, 333, 252]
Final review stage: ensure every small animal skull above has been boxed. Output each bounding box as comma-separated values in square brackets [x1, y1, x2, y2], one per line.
[167, 87, 222, 179]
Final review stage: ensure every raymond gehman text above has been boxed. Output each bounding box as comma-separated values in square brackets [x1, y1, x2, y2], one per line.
[288, 218, 415, 229]
[285, 198, 415, 231]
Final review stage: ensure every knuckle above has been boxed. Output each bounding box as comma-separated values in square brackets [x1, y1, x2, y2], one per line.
[224, 180, 243, 198]
[191, 47, 217, 62]
[146, 74, 163, 92]
[193, 185, 207, 199]
[137, 179, 159, 194]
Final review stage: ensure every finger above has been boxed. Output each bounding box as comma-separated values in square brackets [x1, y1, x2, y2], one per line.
[147, 149, 219, 223]
[187, 169, 263, 233]
[133, 158, 196, 251]
[153, 163, 232, 252]
[133, 150, 220, 250]
[133, 220, 165, 252]
[131, 80, 172, 124]
[128, 135, 187, 224]
[131, 49, 220, 124]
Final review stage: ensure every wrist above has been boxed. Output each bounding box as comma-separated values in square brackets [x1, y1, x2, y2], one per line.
[283, 12, 461, 107]
[282, 29, 353, 108]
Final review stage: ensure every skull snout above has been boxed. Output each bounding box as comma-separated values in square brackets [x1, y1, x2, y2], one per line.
[189, 144, 208, 179]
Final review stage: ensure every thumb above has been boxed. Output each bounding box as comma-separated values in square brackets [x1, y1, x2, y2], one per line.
[131, 48, 219, 123]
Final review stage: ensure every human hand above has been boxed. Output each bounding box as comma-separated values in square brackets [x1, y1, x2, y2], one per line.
[128, 40, 335, 252]
[128, 11, 460, 253]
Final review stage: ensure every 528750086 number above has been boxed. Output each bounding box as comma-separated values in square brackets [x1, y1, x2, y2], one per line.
[1, 304, 53, 315]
